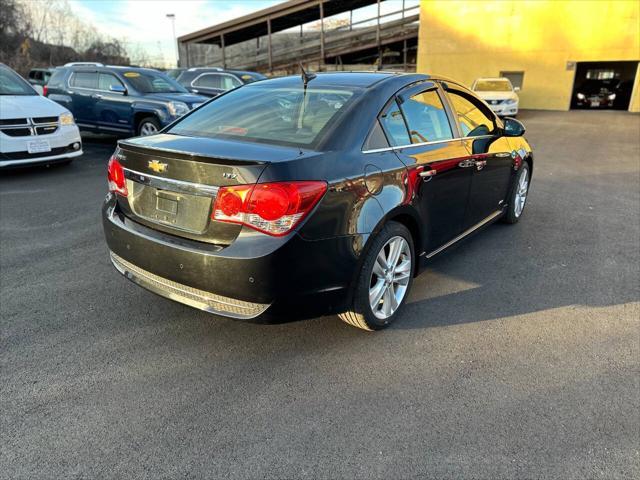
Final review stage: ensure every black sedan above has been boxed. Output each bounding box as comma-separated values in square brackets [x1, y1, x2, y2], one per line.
[102, 72, 533, 331]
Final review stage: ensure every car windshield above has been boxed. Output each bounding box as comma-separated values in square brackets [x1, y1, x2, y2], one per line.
[474, 80, 512, 92]
[168, 84, 359, 147]
[123, 70, 188, 93]
[0, 67, 37, 95]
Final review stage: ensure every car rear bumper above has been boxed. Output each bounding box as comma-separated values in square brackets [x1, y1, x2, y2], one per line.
[102, 195, 360, 318]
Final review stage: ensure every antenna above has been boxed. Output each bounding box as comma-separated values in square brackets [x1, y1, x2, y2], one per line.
[299, 62, 316, 91]
[297, 62, 317, 142]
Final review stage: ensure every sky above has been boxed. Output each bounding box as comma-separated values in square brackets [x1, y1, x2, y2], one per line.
[67, 0, 281, 67]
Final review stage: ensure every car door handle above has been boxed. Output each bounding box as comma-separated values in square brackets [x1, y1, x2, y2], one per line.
[92, 93, 103, 99]
[458, 159, 475, 168]
[419, 169, 436, 181]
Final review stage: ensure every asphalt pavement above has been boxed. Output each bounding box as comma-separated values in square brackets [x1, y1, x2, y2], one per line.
[1, 110, 639, 479]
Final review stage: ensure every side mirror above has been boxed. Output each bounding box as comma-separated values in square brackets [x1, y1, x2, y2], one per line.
[109, 84, 127, 95]
[503, 117, 525, 137]
[514, 86, 521, 92]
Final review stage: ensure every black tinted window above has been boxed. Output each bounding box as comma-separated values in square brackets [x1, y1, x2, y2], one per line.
[364, 120, 389, 150]
[401, 89, 453, 143]
[447, 90, 496, 137]
[71, 72, 97, 89]
[169, 84, 358, 147]
[379, 100, 410, 147]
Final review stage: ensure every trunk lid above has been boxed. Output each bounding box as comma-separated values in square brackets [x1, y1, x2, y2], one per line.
[114, 134, 300, 244]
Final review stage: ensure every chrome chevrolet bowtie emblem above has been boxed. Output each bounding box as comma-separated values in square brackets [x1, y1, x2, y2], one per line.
[148, 160, 168, 173]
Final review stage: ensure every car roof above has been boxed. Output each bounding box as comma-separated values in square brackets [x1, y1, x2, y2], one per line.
[245, 71, 423, 89]
[475, 77, 510, 81]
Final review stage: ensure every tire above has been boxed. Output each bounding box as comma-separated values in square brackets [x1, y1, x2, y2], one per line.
[137, 116, 160, 136]
[502, 162, 530, 224]
[339, 221, 415, 331]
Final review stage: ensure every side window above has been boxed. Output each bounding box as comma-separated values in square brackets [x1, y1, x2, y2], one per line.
[98, 73, 124, 91]
[71, 72, 97, 89]
[400, 89, 453, 144]
[194, 74, 221, 89]
[47, 70, 65, 88]
[447, 90, 496, 137]
[363, 120, 389, 150]
[194, 74, 241, 91]
[379, 99, 410, 147]
[221, 75, 241, 90]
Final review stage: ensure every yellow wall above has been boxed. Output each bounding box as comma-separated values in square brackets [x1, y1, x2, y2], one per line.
[417, 0, 640, 111]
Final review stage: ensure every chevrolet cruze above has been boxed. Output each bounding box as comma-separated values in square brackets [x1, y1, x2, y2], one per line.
[102, 72, 533, 331]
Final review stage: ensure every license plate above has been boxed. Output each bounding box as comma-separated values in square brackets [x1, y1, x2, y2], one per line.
[27, 139, 51, 154]
[590, 101, 600, 107]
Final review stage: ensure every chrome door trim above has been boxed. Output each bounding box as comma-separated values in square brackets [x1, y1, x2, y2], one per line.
[123, 168, 219, 197]
[362, 135, 496, 154]
[425, 209, 503, 259]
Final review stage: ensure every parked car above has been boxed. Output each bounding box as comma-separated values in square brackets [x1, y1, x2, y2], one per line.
[573, 79, 620, 109]
[102, 72, 533, 330]
[472, 77, 520, 117]
[0, 64, 82, 168]
[165, 68, 185, 80]
[175, 67, 267, 97]
[45, 64, 208, 136]
[27, 67, 55, 95]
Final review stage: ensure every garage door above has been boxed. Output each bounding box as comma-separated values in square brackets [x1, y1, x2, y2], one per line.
[570, 61, 638, 111]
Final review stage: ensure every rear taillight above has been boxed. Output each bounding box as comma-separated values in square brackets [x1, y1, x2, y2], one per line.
[42, 85, 48, 96]
[212, 181, 327, 236]
[107, 155, 128, 196]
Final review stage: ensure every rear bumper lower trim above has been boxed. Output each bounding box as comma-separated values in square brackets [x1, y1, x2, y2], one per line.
[110, 251, 270, 319]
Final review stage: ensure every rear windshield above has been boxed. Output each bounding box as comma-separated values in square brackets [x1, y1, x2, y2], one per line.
[168, 84, 359, 147]
[0, 66, 37, 95]
[474, 80, 512, 92]
[123, 70, 187, 94]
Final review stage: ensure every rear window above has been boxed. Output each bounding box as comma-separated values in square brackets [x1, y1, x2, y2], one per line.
[168, 84, 359, 147]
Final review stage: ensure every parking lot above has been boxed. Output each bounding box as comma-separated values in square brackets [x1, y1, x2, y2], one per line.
[1, 110, 639, 479]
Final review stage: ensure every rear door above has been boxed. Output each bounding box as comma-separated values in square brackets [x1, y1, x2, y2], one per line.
[94, 72, 133, 134]
[68, 71, 99, 126]
[384, 82, 473, 253]
[443, 85, 514, 228]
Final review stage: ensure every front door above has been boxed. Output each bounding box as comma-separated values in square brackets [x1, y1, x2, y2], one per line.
[444, 86, 514, 228]
[381, 83, 473, 253]
[67, 71, 99, 127]
[95, 73, 133, 134]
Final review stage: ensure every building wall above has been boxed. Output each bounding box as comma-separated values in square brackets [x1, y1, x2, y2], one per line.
[417, 0, 640, 111]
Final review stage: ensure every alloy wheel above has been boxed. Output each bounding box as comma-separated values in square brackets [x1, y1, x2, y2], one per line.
[140, 122, 158, 136]
[514, 167, 529, 217]
[369, 236, 412, 320]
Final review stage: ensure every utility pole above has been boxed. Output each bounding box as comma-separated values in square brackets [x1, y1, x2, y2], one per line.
[166, 13, 178, 67]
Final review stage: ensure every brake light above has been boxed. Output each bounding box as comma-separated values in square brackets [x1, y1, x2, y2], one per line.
[107, 155, 128, 196]
[42, 85, 48, 96]
[212, 181, 327, 236]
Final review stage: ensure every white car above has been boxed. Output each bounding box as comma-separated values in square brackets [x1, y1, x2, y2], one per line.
[471, 77, 520, 117]
[0, 64, 82, 168]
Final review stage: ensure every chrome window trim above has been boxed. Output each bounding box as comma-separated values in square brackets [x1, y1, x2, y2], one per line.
[68, 71, 126, 93]
[123, 168, 220, 197]
[362, 135, 495, 154]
